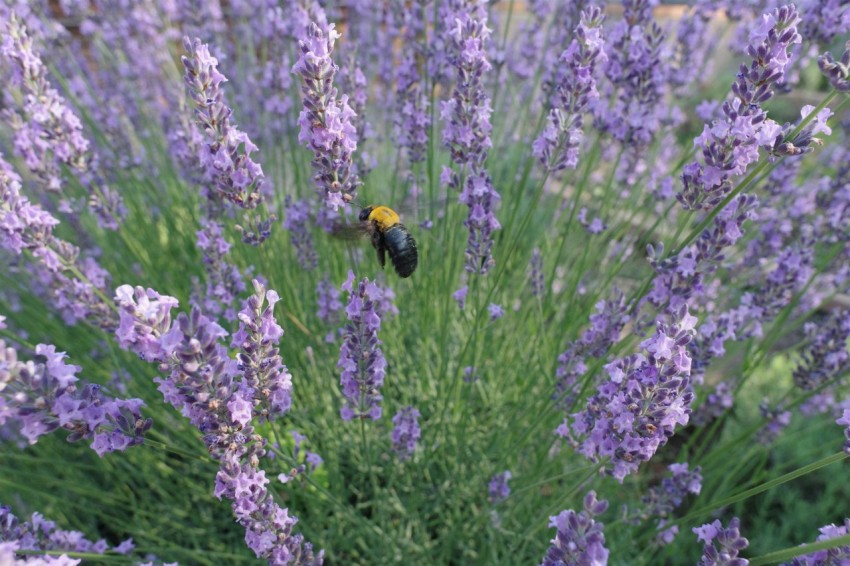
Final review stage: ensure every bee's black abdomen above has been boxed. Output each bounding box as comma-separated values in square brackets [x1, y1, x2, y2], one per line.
[383, 224, 418, 278]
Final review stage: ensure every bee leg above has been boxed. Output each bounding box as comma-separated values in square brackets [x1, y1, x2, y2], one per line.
[372, 230, 386, 269]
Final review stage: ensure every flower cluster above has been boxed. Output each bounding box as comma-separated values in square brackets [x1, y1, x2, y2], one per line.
[793, 310, 850, 391]
[554, 291, 630, 409]
[293, 21, 360, 210]
[533, 6, 606, 172]
[529, 248, 544, 297]
[440, 0, 501, 275]
[597, 0, 666, 151]
[678, 5, 802, 211]
[181, 37, 267, 211]
[0, 13, 125, 229]
[818, 40, 850, 92]
[786, 518, 850, 565]
[283, 197, 318, 271]
[559, 306, 697, 481]
[0, 504, 135, 564]
[395, 0, 429, 166]
[648, 194, 759, 312]
[540, 491, 609, 566]
[391, 405, 421, 461]
[193, 220, 247, 322]
[639, 463, 703, 545]
[114, 284, 179, 362]
[337, 272, 387, 421]
[1, 155, 116, 330]
[694, 517, 749, 566]
[488, 471, 511, 504]
[154, 304, 322, 564]
[232, 280, 294, 422]
[0, 341, 151, 456]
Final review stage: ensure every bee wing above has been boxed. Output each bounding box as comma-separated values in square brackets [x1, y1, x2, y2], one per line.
[329, 219, 369, 241]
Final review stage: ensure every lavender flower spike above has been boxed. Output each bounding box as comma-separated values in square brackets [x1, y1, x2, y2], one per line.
[533, 6, 607, 172]
[559, 306, 698, 481]
[818, 40, 850, 92]
[0, 340, 151, 456]
[694, 517, 749, 565]
[232, 279, 294, 422]
[0, 504, 135, 562]
[182, 37, 267, 210]
[293, 21, 360, 210]
[338, 271, 386, 421]
[114, 285, 179, 362]
[391, 405, 421, 460]
[540, 491, 610, 566]
[1, 13, 124, 228]
[441, 0, 501, 274]
[678, 5, 802, 211]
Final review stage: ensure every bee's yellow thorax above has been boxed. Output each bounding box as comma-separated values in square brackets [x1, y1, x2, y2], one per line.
[368, 206, 400, 230]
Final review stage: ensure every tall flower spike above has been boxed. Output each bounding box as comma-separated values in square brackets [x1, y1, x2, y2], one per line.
[181, 36, 267, 211]
[818, 40, 850, 92]
[694, 517, 749, 566]
[677, 5, 802, 211]
[337, 271, 386, 421]
[441, 0, 501, 274]
[154, 305, 323, 564]
[391, 405, 421, 461]
[0, 341, 151, 456]
[533, 6, 606, 172]
[1, 12, 125, 229]
[540, 491, 609, 566]
[232, 280, 294, 422]
[283, 196, 318, 271]
[0, 154, 116, 331]
[293, 21, 361, 210]
[0, 504, 135, 561]
[559, 306, 698, 481]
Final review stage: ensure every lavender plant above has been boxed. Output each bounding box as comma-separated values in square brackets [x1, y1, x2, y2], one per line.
[0, 2, 848, 564]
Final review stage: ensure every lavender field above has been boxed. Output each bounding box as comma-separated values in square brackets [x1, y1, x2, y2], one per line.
[1, 0, 849, 564]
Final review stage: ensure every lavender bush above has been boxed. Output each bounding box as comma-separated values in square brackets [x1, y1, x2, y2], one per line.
[1, 1, 849, 564]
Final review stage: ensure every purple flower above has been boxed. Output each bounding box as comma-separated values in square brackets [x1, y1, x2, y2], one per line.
[316, 274, 344, 342]
[193, 220, 247, 322]
[793, 310, 850, 391]
[181, 37, 267, 212]
[0, 504, 134, 561]
[283, 197, 318, 270]
[694, 517, 749, 566]
[114, 285, 179, 362]
[440, 0, 501, 275]
[293, 21, 361, 211]
[534, 6, 606, 172]
[648, 194, 758, 312]
[540, 491, 609, 566]
[0, 13, 125, 229]
[395, 2, 429, 166]
[453, 285, 468, 310]
[232, 280, 294, 422]
[559, 306, 697, 481]
[785, 518, 850, 565]
[391, 406, 421, 461]
[0, 155, 116, 331]
[488, 303, 504, 321]
[554, 291, 630, 410]
[628, 462, 702, 545]
[488, 471, 511, 504]
[678, 5, 802, 211]
[692, 381, 735, 426]
[0, 340, 151, 456]
[819, 40, 850, 92]
[155, 305, 323, 563]
[529, 248, 545, 297]
[337, 271, 386, 421]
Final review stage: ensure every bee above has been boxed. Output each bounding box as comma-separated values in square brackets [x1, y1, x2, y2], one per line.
[359, 205, 418, 278]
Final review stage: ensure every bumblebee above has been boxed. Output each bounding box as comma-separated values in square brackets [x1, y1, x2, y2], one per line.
[359, 205, 418, 278]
